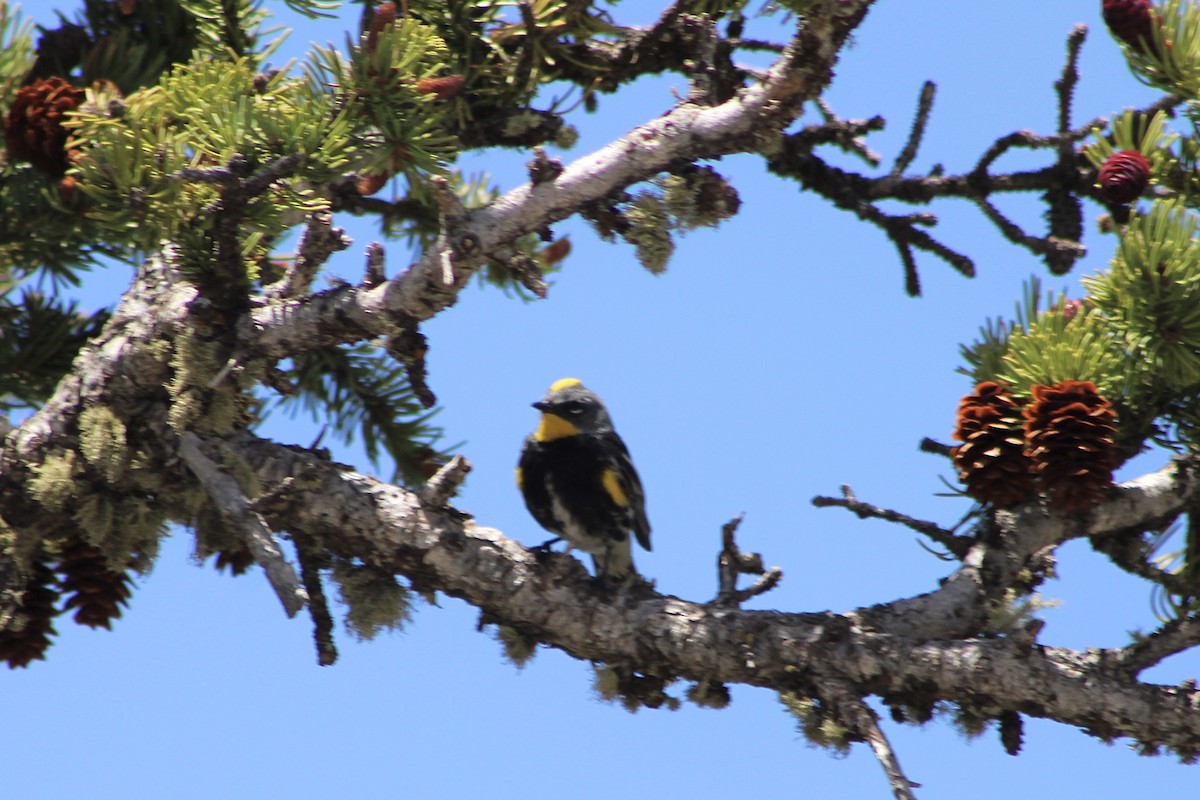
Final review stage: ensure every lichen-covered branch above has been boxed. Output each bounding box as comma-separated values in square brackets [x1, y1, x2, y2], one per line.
[219, 428, 1200, 758]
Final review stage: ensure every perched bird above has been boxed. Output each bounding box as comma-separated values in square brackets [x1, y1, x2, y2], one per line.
[516, 378, 651, 580]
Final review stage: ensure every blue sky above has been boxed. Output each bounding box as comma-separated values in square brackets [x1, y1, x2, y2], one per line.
[4, 2, 1198, 798]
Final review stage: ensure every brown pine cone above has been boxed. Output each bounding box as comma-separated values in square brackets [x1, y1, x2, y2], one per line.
[0, 562, 62, 668]
[57, 537, 133, 630]
[1024, 380, 1120, 514]
[952, 382, 1035, 507]
[3, 77, 86, 175]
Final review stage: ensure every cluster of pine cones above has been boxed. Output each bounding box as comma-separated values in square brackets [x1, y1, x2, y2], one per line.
[0, 537, 134, 668]
[952, 380, 1120, 513]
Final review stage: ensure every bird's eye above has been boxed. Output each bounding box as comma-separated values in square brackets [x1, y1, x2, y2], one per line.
[563, 401, 585, 415]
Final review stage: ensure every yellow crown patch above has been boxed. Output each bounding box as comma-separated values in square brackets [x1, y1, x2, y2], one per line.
[550, 377, 583, 392]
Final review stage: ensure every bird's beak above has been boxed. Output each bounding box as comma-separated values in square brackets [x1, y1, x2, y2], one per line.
[532, 400, 550, 412]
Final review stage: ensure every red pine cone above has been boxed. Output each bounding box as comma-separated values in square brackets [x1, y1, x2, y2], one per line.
[1097, 150, 1150, 205]
[3, 77, 86, 175]
[952, 382, 1035, 508]
[0, 562, 61, 668]
[366, 2, 397, 55]
[1103, 0, 1155, 51]
[1024, 380, 1120, 514]
[57, 537, 134, 630]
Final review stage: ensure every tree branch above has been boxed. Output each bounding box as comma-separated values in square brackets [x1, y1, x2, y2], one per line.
[245, 3, 875, 361]
[177, 432, 307, 618]
[218, 429, 1200, 756]
[812, 484, 970, 559]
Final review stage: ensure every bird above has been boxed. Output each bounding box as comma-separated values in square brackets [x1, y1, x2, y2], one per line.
[516, 378, 651, 581]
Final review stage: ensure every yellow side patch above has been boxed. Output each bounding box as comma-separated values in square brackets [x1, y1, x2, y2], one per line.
[535, 413, 580, 442]
[601, 468, 628, 507]
[550, 377, 583, 392]
[514, 466, 523, 490]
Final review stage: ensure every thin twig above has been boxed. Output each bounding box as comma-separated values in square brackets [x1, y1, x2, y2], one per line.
[385, 322, 436, 408]
[972, 194, 1086, 264]
[363, 241, 387, 288]
[892, 81, 935, 177]
[812, 485, 970, 559]
[919, 437, 954, 459]
[713, 514, 783, 606]
[814, 98, 882, 165]
[178, 433, 307, 617]
[1090, 526, 1193, 594]
[294, 534, 338, 666]
[267, 212, 351, 300]
[419, 454, 471, 507]
[1107, 614, 1200, 678]
[1054, 25, 1088, 137]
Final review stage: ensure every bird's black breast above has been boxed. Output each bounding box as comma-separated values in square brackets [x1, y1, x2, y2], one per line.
[518, 435, 630, 536]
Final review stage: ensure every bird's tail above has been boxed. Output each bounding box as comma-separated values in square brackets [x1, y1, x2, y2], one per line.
[593, 539, 637, 583]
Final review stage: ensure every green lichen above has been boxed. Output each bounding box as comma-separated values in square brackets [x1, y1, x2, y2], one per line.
[661, 167, 740, 231]
[495, 624, 537, 669]
[74, 492, 115, 549]
[951, 703, 990, 740]
[332, 558, 413, 641]
[28, 451, 80, 511]
[985, 588, 1059, 635]
[554, 124, 579, 150]
[778, 690, 853, 755]
[79, 405, 129, 483]
[75, 492, 164, 569]
[219, 446, 261, 499]
[165, 328, 249, 434]
[623, 192, 674, 274]
[685, 680, 731, 709]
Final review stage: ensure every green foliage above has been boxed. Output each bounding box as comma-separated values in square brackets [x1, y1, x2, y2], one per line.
[67, 57, 346, 259]
[959, 277, 1054, 385]
[273, 343, 446, 485]
[0, 292, 108, 412]
[1083, 108, 1174, 174]
[0, 163, 117, 283]
[1084, 202, 1200, 391]
[406, 0, 610, 124]
[1120, 0, 1200, 95]
[998, 305, 1126, 399]
[0, 1, 33, 107]
[308, 16, 459, 177]
[178, 0, 270, 59]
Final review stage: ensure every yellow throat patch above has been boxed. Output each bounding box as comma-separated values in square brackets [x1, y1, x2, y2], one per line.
[535, 412, 579, 442]
[535, 378, 585, 441]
